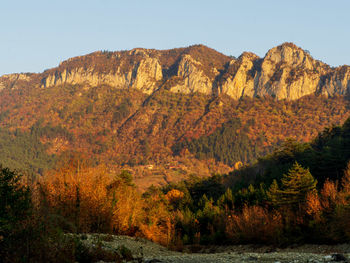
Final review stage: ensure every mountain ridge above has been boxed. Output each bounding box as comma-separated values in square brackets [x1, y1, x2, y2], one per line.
[1, 43, 349, 100]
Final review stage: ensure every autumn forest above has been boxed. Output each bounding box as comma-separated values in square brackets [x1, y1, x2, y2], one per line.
[1, 43, 350, 262]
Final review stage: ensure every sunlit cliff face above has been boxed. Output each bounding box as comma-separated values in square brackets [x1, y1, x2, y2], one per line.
[1, 43, 349, 100]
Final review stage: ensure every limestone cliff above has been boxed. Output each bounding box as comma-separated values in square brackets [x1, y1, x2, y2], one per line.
[170, 54, 214, 94]
[0, 73, 37, 90]
[1, 43, 349, 100]
[219, 43, 349, 100]
[40, 49, 163, 94]
[254, 43, 329, 100]
[218, 52, 259, 99]
[321, 65, 350, 96]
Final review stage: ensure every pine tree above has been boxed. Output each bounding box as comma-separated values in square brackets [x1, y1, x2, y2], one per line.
[267, 179, 280, 205]
[268, 162, 317, 209]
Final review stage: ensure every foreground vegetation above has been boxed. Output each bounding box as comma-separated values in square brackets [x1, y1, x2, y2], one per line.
[2, 117, 350, 262]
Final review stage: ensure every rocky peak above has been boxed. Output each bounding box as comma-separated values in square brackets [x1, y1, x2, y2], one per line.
[264, 42, 315, 70]
[1, 43, 349, 101]
[129, 48, 149, 56]
[238, 52, 260, 62]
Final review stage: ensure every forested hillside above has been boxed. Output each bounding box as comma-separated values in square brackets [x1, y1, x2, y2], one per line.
[0, 82, 349, 187]
[0, 43, 350, 188]
[227, 116, 350, 190]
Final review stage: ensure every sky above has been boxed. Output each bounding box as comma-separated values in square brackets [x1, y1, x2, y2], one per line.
[1, 0, 349, 76]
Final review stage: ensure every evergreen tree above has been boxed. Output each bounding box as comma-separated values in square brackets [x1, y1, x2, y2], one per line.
[267, 179, 280, 205]
[0, 167, 31, 234]
[268, 162, 317, 209]
[0, 167, 32, 260]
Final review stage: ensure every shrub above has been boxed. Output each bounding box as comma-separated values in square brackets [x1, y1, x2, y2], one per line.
[225, 205, 283, 244]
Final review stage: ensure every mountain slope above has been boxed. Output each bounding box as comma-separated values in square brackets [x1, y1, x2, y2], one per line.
[0, 43, 349, 189]
[226, 115, 350, 193]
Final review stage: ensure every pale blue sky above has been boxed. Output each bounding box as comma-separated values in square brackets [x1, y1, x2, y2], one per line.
[1, 0, 349, 76]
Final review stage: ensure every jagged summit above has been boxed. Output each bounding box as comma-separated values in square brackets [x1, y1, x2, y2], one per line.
[1, 43, 349, 100]
[265, 42, 310, 65]
[238, 52, 259, 60]
[272, 42, 304, 52]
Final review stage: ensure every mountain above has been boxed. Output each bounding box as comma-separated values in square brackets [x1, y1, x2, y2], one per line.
[2, 43, 349, 100]
[0, 43, 349, 189]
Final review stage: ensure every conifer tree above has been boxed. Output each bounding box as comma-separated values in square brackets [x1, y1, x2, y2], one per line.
[267, 179, 280, 205]
[268, 162, 317, 209]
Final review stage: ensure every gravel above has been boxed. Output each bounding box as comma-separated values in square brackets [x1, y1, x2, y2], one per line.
[79, 234, 350, 263]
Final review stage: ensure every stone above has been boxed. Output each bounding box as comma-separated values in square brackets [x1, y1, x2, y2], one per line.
[331, 253, 348, 262]
[170, 54, 213, 94]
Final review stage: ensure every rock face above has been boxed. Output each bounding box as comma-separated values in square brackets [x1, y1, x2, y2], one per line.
[1, 43, 349, 100]
[254, 43, 329, 100]
[0, 73, 35, 90]
[130, 56, 163, 93]
[219, 43, 349, 100]
[39, 49, 163, 94]
[218, 52, 259, 99]
[170, 54, 213, 94]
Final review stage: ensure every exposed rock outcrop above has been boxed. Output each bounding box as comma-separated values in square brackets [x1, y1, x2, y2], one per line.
[219, 43, 350, 100]
[130, 56, 163, 93]
[170, 54, 213, 94]
[40, 50, 163, 94]
[321, 65, 350, 96]
[0, 73, 36, 90]
[218, 52, 258, 99]
[254, 43, 327, 100]
[1, 43, 349, 100]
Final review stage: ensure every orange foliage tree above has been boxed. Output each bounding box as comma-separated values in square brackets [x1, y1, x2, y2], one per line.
[35, 162, 174, 246]
[225, 205, 283, 244]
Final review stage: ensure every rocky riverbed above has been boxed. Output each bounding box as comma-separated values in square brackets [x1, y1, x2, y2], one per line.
[78, 234, 350, 263]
